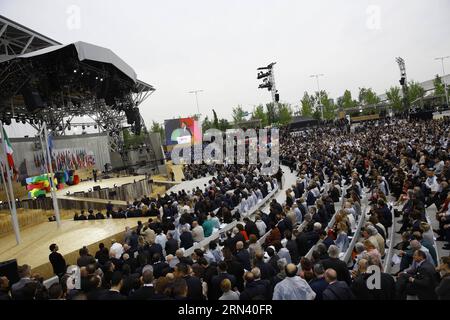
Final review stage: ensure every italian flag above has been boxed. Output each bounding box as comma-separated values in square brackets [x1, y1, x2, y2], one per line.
[3, 128, 14, 169]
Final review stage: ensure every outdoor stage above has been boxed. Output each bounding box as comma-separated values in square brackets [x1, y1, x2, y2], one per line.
[54, 175, 147, 197]
[0, 173, 206, 280]
[0, 217, 143, 279]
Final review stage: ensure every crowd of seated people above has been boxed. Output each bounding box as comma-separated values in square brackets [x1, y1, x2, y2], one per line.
[2, 117, 450, 300]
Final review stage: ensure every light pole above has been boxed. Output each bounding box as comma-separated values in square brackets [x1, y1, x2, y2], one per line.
[435, 56, 450, 107]
[310, 74, 324, 119]
[188, 90, 203, 117]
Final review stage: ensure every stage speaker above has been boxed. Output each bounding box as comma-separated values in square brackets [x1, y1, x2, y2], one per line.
[125, 108, 136, 125]
[21, 86, 44, 112]
[93, 185, 101, 192]
[0, 259, 19, 285]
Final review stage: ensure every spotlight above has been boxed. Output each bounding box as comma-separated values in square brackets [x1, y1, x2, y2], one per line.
[100, 78, 104, 82]
[95, 76, 99, 80]
[73, 69, 77, 73]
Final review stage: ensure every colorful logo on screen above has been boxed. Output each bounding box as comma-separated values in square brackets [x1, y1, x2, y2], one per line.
[26, 170, 80, 198]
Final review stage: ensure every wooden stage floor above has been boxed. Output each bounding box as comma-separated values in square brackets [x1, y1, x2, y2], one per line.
[0, 218, 143, 278]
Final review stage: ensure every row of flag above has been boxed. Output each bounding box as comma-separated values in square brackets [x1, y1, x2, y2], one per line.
[33, 148, 96, 172]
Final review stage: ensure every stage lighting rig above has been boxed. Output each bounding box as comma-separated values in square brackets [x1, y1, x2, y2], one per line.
[257, 62, 279, 106]
[396, 57, 409, 112]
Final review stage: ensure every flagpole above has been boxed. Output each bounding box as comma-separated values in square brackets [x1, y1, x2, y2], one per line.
[0, 156, 16, 236]
[0, 121, 21, 244]
[42, 122, 61, 228]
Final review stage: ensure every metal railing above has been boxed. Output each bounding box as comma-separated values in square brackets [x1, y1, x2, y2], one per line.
[183, 184, 280, 257]
[383, 203, 397, 273]
[341, 204, 368, 264]
[303, 183, 348, 258]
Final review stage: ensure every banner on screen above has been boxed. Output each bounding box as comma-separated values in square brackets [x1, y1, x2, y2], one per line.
[164, 117, 201, 145]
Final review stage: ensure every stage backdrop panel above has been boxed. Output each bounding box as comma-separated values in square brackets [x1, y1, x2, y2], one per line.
[10, 133, 111, 177]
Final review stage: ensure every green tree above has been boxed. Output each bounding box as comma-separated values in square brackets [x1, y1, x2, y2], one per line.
[232, 105, 246, 125]
[300, 92, 314, 117]
[434, 74, 446, 96]
[386, 86, 403, 112]
[212, 109, 219, 128]
[123, 127, 146, 148]
[277, 103, 293, 126]
[312, 109, 321, 120]
[218, 118, 231, 131]
[407, 81, 425, 105]
[252, 104, 268, 127]
[266, 103, 276, 125]
[358, 87, 380, 106]
[150, 121, 165, 142]
[319, 92, 336, 120]
[342, 90, 358, 109]
[202, 115, 213, 131]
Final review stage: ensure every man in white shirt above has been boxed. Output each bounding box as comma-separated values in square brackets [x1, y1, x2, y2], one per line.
[110, 240, 124, 259]
[425, 170, 440, 193]
[273, 264, 316, 300]
[255, 214, 267, 237]
[155, 230, 168, 255]
[191, 221, 204, 242]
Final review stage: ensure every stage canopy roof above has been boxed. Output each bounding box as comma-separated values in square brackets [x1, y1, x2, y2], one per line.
[9, 41, 138, 83]
[0, 40, 154, 133]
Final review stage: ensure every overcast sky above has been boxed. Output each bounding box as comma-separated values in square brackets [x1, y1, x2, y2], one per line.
[2, 0, 450, 136]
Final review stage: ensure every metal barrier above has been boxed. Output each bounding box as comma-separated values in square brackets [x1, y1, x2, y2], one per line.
[383, 203, 397, 273]
[340, 184, 370, 264]
[183, 184, 280, 257]
[304, 184, 348, 259]
[425, 207, 440, 265]
[341, 204, 368, 264]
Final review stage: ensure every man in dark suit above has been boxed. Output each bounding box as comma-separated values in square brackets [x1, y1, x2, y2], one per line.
[396, 249, 439, 300]
[222, 249, 244, 292]
[322, 269, 355, 300]
[98, 271, 127, 300]
[243, 217, 260, 239]
[180, 228, 194, 250]
[128, 270, 154, 300]
[87, 209, 96, 220]
[165, 232, 179, 256]
[77, 247, 96, 267]
[253, 251, 276, 281]
[95, 211, 105, 219]
[320, 245, 351, 285]
[148, 241, 163, 260]
[309, 264, 329, 300]
[49, 243, 66, 277]
[175, 263, 204, 300]
[78, 211, 87, 220]
[351, 256, 396, 300]
[86, 275, 107, 300]
[210, 261, 237, 300]
[152, 253, 169, 279]
[235, 241, 251, 271]
[239, 271, 269, 300]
